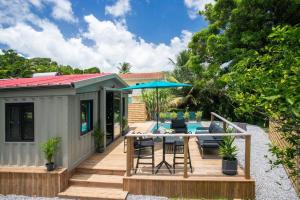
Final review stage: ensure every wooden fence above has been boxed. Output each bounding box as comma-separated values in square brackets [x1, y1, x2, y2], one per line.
[269, 120, 300, 195]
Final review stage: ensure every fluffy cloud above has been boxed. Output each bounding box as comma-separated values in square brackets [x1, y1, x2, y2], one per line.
[0, 14, 192, 72]
[184, 0, 215, 19]
[105, 0, 131, 18]
[46, 0, 76, 22]
[0, 0, 76, 25]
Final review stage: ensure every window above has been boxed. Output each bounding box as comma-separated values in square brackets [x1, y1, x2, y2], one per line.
[80, 100, 93, 134]
[5, 103, 34, 142]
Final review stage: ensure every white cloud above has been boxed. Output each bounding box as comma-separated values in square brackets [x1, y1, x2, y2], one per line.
[46, 0, 76, 22]
[0, 14, 192, 72]
[105, 0, 131, 18]
[184, 0, 215, 19]
[0, 0, 76, 25]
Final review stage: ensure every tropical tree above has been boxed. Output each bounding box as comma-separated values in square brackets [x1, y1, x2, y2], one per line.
[118, 62, 131, 74]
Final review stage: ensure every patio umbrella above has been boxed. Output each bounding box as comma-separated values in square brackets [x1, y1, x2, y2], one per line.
[122, 81, 192, 130]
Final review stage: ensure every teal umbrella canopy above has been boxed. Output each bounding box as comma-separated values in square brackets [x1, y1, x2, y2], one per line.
[122, 81, 191, 90]
[122, 81, 192, 131]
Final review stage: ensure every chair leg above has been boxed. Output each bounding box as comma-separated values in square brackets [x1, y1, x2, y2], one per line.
[135, 148, 141, 174]
[188, 147, 192, 173]
[173, 144, 176, 174]
[152, 145, 154, 174]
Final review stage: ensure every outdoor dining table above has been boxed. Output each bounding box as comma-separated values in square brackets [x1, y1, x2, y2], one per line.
[155, 131, 175, 174]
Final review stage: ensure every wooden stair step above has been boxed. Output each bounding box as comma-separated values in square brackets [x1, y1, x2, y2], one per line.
[76, 167, 126, 176]
[58, 185, 128, 200]
[70, 173, 123, 188]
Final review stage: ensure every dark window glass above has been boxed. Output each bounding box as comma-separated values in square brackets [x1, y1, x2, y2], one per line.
[80, 100, 93, 134]
[5, 103, 34, 142]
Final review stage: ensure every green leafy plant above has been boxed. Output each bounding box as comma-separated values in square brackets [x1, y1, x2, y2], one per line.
[195, 111, 203, 121]
[93, 124, 104, 152]
[184, 111, 189, 121]
[122, 117, 128, 131]
[219, 136, 238, 161]
[170, 112, 177, 119]
[159, 113, 166, 122]
[41, 137, 61, 163]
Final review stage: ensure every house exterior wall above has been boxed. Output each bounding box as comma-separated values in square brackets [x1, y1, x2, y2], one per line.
[0, 95, 69, 167]
[67, 92, 98, 170]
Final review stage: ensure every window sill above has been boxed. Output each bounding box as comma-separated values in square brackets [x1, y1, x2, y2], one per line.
[80, 130, 93, 138]
[4, 141, 36, 144]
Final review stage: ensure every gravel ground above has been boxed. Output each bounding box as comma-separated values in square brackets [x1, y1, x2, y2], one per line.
[0, 124, 298, 200]
[235, 124, 299, 200]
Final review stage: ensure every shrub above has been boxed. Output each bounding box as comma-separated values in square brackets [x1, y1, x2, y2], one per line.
[184, 111, 189, 121]
[219, 136, 238, 161]
[195, 111, 202, 120]
[41, 137, 61, 163]
[93, 124, 104, 150]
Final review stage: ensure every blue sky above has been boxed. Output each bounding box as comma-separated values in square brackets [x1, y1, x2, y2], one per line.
[0, 0, 213, 72]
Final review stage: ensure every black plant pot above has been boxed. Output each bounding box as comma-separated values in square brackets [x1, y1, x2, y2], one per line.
[222, 158, 237, 175]
[46, 162, 55, 171]
[96, 146, 105, 153]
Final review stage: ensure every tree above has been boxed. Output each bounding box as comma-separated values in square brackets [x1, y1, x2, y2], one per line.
[118, 62, 131, 74]
[182, 0, 300, 180]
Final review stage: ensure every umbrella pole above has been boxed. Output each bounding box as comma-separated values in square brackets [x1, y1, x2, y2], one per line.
[156, 87, 159, 130]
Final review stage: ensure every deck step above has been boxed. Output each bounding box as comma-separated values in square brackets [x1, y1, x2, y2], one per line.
[58, 185, 128, 200]
[76, 167, 126, 176]
[69, 173, 123, 188]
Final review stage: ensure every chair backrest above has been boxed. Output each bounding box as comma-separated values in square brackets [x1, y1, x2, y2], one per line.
[177, 112, 184, 120]
[171, 119, 186, 129]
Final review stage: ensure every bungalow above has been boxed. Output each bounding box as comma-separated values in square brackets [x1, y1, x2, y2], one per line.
[0, 73, 129, 170]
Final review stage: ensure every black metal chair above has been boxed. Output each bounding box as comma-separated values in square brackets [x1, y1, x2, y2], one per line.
[172, 131, 193, 174]
[134, 133, 155, 174]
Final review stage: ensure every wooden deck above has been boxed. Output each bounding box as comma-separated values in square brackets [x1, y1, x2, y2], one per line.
[59, 119, 255, 199]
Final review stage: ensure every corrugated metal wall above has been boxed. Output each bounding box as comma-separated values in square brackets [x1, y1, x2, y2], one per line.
[67, 92, 98, 169]
[0, 96, 68, 167]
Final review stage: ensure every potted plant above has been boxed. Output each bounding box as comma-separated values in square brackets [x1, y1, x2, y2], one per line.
[195, 111, 203, 122]
[94, 124, 105, 153]
[122, 117, 129, 135]
[170, 112, 177, 120]
[184, 111, 189, 122]
[219, 136, 238, 175]
[159, 113, 166, 123]
[41, 137, 61, 171]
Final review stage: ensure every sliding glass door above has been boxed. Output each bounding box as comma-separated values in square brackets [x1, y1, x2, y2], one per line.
[105, 91, 122, 146]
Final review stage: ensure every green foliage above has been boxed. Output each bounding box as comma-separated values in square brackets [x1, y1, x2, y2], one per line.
[159, 113, 166, 120]
[118, 62, 131, 74]
[122, 117, 128, 131]
[219, 136, 237, 161]
[41, 137, 61, 163]
[93, 123, 104, 150]
[195, 111, 203, 120]
[168, 0, 300, 179]
[183, 111, 189, 120]
[140, 89, 173, 120]
[170, 112, 177, 119]
[0, 49, 100, 78]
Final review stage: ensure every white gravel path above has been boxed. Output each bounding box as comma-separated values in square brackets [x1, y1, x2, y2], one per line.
[235, 124, 299, 200]
[1, 124, 298, 200]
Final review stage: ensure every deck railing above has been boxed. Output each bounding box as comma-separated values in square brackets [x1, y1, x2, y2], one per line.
[125, 112, 251, 179]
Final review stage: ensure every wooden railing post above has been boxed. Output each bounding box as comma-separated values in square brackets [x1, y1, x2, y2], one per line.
[245, 135, 251, 179]
[184, 137, 189, 178]
[211, 113, 215, 123]
[126, 137, 132, 177]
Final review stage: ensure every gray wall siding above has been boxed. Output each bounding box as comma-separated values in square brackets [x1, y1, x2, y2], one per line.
[0, 96, 68, 167]
[68, 92, 98, 170]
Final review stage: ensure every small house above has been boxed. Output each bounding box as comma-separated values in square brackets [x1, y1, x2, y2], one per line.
[0, 73, 129, 170]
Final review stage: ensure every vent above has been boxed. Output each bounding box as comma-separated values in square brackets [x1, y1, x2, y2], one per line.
[32, 72, 60, 78]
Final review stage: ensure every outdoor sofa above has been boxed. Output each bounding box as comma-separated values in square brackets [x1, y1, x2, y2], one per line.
[196, 122, 225, 158]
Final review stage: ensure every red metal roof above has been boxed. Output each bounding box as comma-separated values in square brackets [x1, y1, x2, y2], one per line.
[118, 72, 166, 80]
[0, 73, 112, 89]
